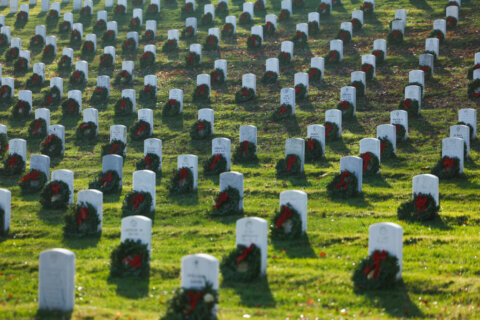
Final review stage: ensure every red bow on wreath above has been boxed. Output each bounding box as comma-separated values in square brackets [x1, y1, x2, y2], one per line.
[32, 120, 43, 134]
[43, 134, 54, 146]
[241, 88, 250, 97]
[211, 71, 219, 83]
[168, 99, 177, 105]
[414, 195, 428, 213]
[214, 192, 228, 209]
[236, 243, 254, 265]
[334, 171, 350, 190]
[122, 255, 143, 268]
[136, 123, 147, 136]
[380, 141, 387, 153]
[178, 168, 189, 184]
[339, 101, 349, 110]
[207, 36, 216, 45]
[101, 171, 113, 187]
[144, 155, 151, 166]
[51, 183, 61, 195]
[361, 153, 371, 171]
[392, 30, 401, 37]
[196, 85, 206, 96]
[325, 124, 333, 137]
[79, 123, 90, 130]
[286, 155, 297, 171]
[241, 141, 249, 156]
[276, 205, 293, 228]
[22, 170, 39, 182]
[443, 157, 454, 172]
[131, 194, 145, 210]
[110, 143, 120, 154]
[307, 139, 315, 151]
[76, 207, 88, 226]
[7, 156, 18, 168]
[209, 154, 222, 170]
[295, 85, 302, 95]
[362, 64, 372, 73]
[144, 85, 153, 93]
[185, 291, 203, 315]
[197, 121, 205, 132]
[119, 99, 127, 110]
[308, 68, 317, 79]
[187, 53, 195, 65]
[329, 51, 337, 62]
[363, 250, 387, 280]
[100, 55, 110, 64]
[402, 99, 412, 110]
[278, 105, 287, 114]
[319, 3, 326, 11]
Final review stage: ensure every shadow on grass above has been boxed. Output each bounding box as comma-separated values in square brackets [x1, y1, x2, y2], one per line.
[103, 192, 121, 204]
[221, 276, 276, 308]
[35, 310, 72, 320]
[211, 211, 245, 225]
[327, 138, 350, 154]
[409, 0, 433, 11]
[272, 234, 317, 258]
[36, 208, 66, 225]
[108, 275, 150, 298]
[344, 117, 366, 135]
[168, 191, 199, 206]
[363, 173, 391, 188]
[330, 193, 371, 208]
[162, 115, 184, 132]
[63, 234, 101, 249]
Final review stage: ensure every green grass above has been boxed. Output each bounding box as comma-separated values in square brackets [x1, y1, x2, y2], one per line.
[1, 0, 480, 318]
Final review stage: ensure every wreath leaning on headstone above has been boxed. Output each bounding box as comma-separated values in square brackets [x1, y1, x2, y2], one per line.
[398, 98, 419, 117]
[76, 121, 97, 142]
[204, 35, 219, 50]
[308, 67, 322, 82]
[57, 55, 72, 72]
[110, 239, 150, 278]
[63, 202, 101, 238]
[247, 34, 262, 49]
[221, 243, 261, 282]
[89, 170, 121, 194]
[264, 21, 276, 36]
[467, 79, 480, 99]
[42, 86, 62, 107]
[121, 191, 154, 220]
[40, 180, 70, 209]
[325, 122, 340, 141]
[162, 99, 181, 117]
[318, 3, 331, 17]
[233, 141, 258, 163]
[114, 70, 133, 87]
[114, 97, 134, 116]
[279, 9, 290, 21]
[235, 87, 255, 103]
[136, 153, 161, 173]
[305, 138, 323, 162]
[261, 71, 278, 85]
[210, 68, 226, 86]
[90, 87, 109, 107]
[192, 84, 210, 103]
[372, 49, 385, 64]
[397, 192, 439, 222]
[360, 152, 380, 176]
[351, 80, 365, 99]
[130, 120, 151, 141]
[276, 154, 301, 177]
[352, 250, 400, 290]
[101, 140, 126, 158]
[273, 104, 293, 121]
[337, 100, 355, 120]
[361, 63, 374, 81]
[11, 100, 31, 120]
[40, 134, 63, 158]
[295, 83, 307, 100]
[387, 29, 403, 44]
[394, 124, 407, 142]
[352, 18, 363, 32]
[292, 31, 307, 48]
[190, 120, 212, 140]
[337, 29, 351, 44]
[212, 186, 241, 216]
[278, 51, 292, 66]
[222, 23, 235, 37]
[327, 170, 358, 198]
[431, 156, 461, 179]
[4, 153, 25, 176]
[271, 203, 303, 240]
[61, 98, 80, 116]
[325, 50, 340, 64]
[28, 118, 47, 139]
[169, 167, 194, 194]
[204, 154, 227, 175]
[379, 137, 395, 159]
[19, 169, 47, 194]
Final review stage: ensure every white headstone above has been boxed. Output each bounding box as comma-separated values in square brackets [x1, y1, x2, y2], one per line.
[294, 72, 309, 95]
[442, 137, 464, 173]
[144, 75, 157, 94]
[204, 4, 215, 19]
[360, 138, 381, 170]
[409, 70, 425, 97]
[35, 25, 47, 40]
[280, 88, 295, 115]
[362, 54, 376, 78]
[186, 17, 197, 35]
[340, 22, 352, 35]
[126, 32, 138, 49]
[236, 217, 268, 275]
[45, 36, 57, 55]
[281, 0, 292, 13]
[102, 154, 123, 187]
[412, 174, 439, 205]
[75, 61, 88, 80]
[450, 125, 470, 157]
[419, 53, 434, 76]
[340, 156, 362, 192]
[433, 19, 446, 37]
[85, 34, 96, 52]
[281, 40, 293, 56]
[0, 189, 11, 234]
[138, 109, 153, 136]
[190, 43, 202, 63]
[122, 89, 136, 112]
[285, 138, 305, 172]
[280, 190, 307, 233]
[376, 124, 396, 154]
[198, 108, 214, 133]
[266, 58, 279, 74]
[373, 39, 387, 57]
[35, 108, 50, 128]
[242, 73, 256, 93]
[122, 60, 134, 74]
[48, 125, 65, 153]
[67, 90, 82, 112]
[2, 77, 14, 97]
[251, 25, 263, 43]
[458, 108, 477, 137]
[395, 9, 407, 28]
[220, 171, 243, 210]
[11, 37, 21, 49]
[30, 154, 50, 180]
[97, 10, 107, 22]
[97, 75, 110, 95]
[177, 154, 198, 190]
[265, 14, 277, 29]
[63, 13, 73, 25]
[225, 16, 237, 34]
[146, 20, 157, 37]
[9, 138, 27, 161]
[352, 10, 364, 25]
[83, 108, 98, 134]
[0, 26, 11, 44]
[107, 21, 118, 37]
[10, 0, 18, 13]
[390, 110, 409, 140]
[167, 29, 178, 41]
[243, 2, 253, 18]
[121, 215, 152, 252]
[51, 169, 73, 204]
[212, 138, 231, 170]
[144, 138, 162, 171]
[308, 12, 320, 24]
[214, 59, 227, 80]
[341, 86, 356, 115]
[19, 50, 30, 68]
[169, 89, 184, 113]
[41, 0, 50, 11]
[181, 254, 219, 290]
[351, 71, 366, 96]
[330, 39, 343, 61]
[307, 124, 325, 157]
[325, 109, 342, 136]
[133, 8, 143, 25]
[110, 125, 127, 155]
[368, 222, 403, 279]
[197, 73, 210, 92]
[133, 170, 156, 211]
[239, 125, 257, 149]
[391, 19, 404, 34]
[404, 85, 422, 112]
[77, 189, 103, 231]
[18, 90, 32, 109]
[425, 38, 439, 58]
[50, 77, 63, 97]
[208, 27, 220, 42]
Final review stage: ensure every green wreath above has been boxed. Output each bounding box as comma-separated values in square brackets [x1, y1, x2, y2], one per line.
[57, 55, 72, 72]
[352, 250, 400, 290]
[81, 41, 95, 58]
[143, 30, 156, 43]
[261, 71, 278, 84]
[58, 21, 72, 34]
[5, 47, 19, 63]
[308, 68, 322, 82]
[457, 122, 474, 141]
[0, 85, 12, 105]
[0, 133, 8, 157]
[162, 99, 181, 117]
[395, 124, 406, 142]
[76, 121, 97, 142]
[468, 79, 480, 99]
[90, 87, 109, 107]
[110, 239, 150, 278]
[447, 16, 457, 29]
[101, 140, 126, 158]
[204, 35, 219, 50]
[162, 282, 218, 320]
[327, 170, 358, 198]
[254, 0, 265, 10]
[63, 202, 101, 238]
[201, 13, 213, 26]
[305, 138, 323, 162]
[69, 30, 82, 48]
[361, 2, 374, 14]
[337, 100, 355, 120]
[162, 39, 178, 52]
[43, 86, 62, 107]
[69, 70, 86, 87]
[372, 50, 385, 64]
[186, 51, 201, 68]
[93, 19, 107, 34]
[276, 154, 301, 177]
[431, 156, 460, 179]
[89, 170, 121, 194]
[26, 74, 43, 91]
[397, 193, 439, 222]
[264, 22, 276, 36]
[278, 52, 292, 66]
[146, 3, 159, 18]
[11, 100, 31, 120]
[295, 83, 307, 100]
[379, 137, 395, 159]
[79, 6, 92, 20]
[398, 98, 419, 117]
[273, 104, 293, 120]
[169, 167, 194, 194]
[203, 154, 227, 175]
[360, 152, 380, 176]
[20, 169, 47, 194]
[325, 122, 340, 141]
[325, 50, 340, 64]
[212, 186, 241, 216]
[4, 153, 25, 176]
[210, 68, 225, 86]
[193, 84, 210, 103]
[114, 4, 126, 17]
[247, 35, 262, 49]
[361, 63, 374, 81]
[130, 120, 151, 141]
[233, 141, 258, 163]
[351, 80, 365, 98]
[40, 180, 70, 209]
[139, 85, 156, 106]
[14, 58, 29, 74]
[279, 9, 290, 21]
[114, 70, 133, 87]
[122, 191, 154, 220]
[114, 97, 134, 116]
[61, 98, 80, 116]
[429, 30, 445, 43]
[129, 17, 141, 31]
[190, 120, 212, 140]
[221, 243, 261, 282]
[140, 51, 155, 70]
[182, 26, 196, 39]
[352, 18, 363, 32]
[102, 30, 117, 46]
[292, 31, 307, 48]
[40, 134, 63, 158]
[222, 23, 235, 37]
[271, 203, 303, 240]
[293, 0, 304, 8]
[136, 153, 161, 173]
[181, 1, 195, 14]
[99, 54, 114, 69]
[122, 38, 137, 55]
[337, 29, 352, 44]
[235, 87, 255, 103]
[28, 118, 47, 139]
[387, 30, 403, 44]
[239, 12, 252, 25]
[308, 21, 320, 35]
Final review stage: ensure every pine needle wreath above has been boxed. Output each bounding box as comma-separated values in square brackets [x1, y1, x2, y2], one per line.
[57, 55, 72, 72]
[5, 47, 20, 63]
[431, 156, 460, 179]
[129, 17, 141, 31]
[398, 98, 419, 117]
[387, 30, 403, 44]
[279, 9, 290, 21]
[99, 53, 114, 69]
[204, 35, 219, 50]
[360, 152, 380, 176]
[69, 30, 82, 48]
[0, 34, 8, 49]
[247, 35, 262, 49]
[212, 186, 241, 216]
[29, 118, 47, 139]
[337, 29, 352, 44]
[467, 64, 480, 80]
[40, 134, 63, 158]
[271, 203, 303, 240]
[457, 122, 474, 141]
[201, 13, 213, 26]
[46, 9, 59, 24]
[93, 19, 107, 34]
[0, 85, 12, 105]
[233, 141, 258, 163]
[293, 0, 304, 9]
[222, 23, 235, 37]
[89, 170, 121, 194]
[379, 137, 395, 159]
[20, 169, 47, 194]
[90, 87, 109, 107]
[203, 154, 228, 175]
[69, 70, 86, 88]
[352, 18, 363, 32]
[114, 97, 134, 116]
[61, 98, 80, 116]
[429, 30, 445, 43]
[139, 85, 156, 106]
[101, 140, 126, 158]
[305, 138, 323, 162]
[110, 239, 150, 278]
[76, 121, 97, 142]
[337, 100, 355, 120]
[254, 0, 265, 10]
[278, 52, 292, 66]
[239, 12, 252, 25]
[162, 99, 181, 117]
[169, 167, 194, 194]
[295, 83, 307, 100]
[121, 191, 154, 219]
[221, 243, 261, 282]
[193, 84, 210, 103]
[11, 100, 31, 120]
[264, 22, 276, 36]
[79, 6, 92, 20]
[292, 31, 307, 48]
[162, 39, 178, 52]
[81, 41, 95, 58]
[114, 70, 133, 87]
[140, 51, 155, 70]
[308, 21, 320, 35]
[372, 50, 385, 64]
[446, 16, 457, 29]
[261, 71, 278, 84]
[40, 180, 70, 209]
[42, 86, 62, 107]
[0, 133, 8, 157]
[102, 30, 117, 46]
[325, 50, 340, 64]
[210, 68, 225, 86]
[351, 80, 365, 98]
[397, 193, 439, 222]
[467, 79, 480, 99]
[182, 26, 196, 39]
[136, 153, 161, 172]
[28, 35, 44, 50]
[325, 122, 340, 141]
[276, 154, 301, 177]
[216, 2, 228, 15]
[15, 11, 28, 26]
[185, 52, 201, 68]
[143, 30, 156, 43]
[235, 87, 255, 103]
[327, 170, 358, 198]
[361, 2, 374, 15]
[162, 282, 218, 320]
[352, 250, 400, 290]
[190, 120, 212, 140]
[361, 63, 374, 81]
[273, 104, 293, 120]
[26, 73, 43, 91]
[395, 124, 406, 142]
[4, 153, 25, 176]
[58, 21, 71, 34]
[308, 68, 322, 82]
[114, 4, 127, 17]
[146, 3, 159, 18]
[130, 120, 151, 141]
[0, 208, 5, 236]
[63, 202, 101, 238]
[122, 38, 137, 55]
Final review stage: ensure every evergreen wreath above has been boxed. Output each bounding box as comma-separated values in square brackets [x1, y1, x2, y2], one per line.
[261, 71, 278, 84]
[327, 170, 358, 198]
[0, 85, 12, 105]
[273, 104, 293, 120]
[397, 193, 438, 221]
[139, 85, 156, 105]
[387, 30, 403, 44]
[122, 38, 137, 55]
[201, 13, 213, 26]
[395, 124, 406, 142]
[28, 118, 47, 139]
[204, 35, 219, 50]
[114, 97, 134, 116]
[129, 17, 141, 31]
[212, 186, 241, 216]
[361, 2, 374, 15]
[181, 1, 195, 14]
[221, 243, 261, 282]
[360, 152, 380, 176]
[308, 21, 320, 35]
[40, 180, 70, 209]
[264, 21, 276, 36]
[130, 120, 151, 141]
[57, 55, 72, 72]
[186, 52, 201, 68]
[372, 50, 385, 64]
[271, 203, 303, 240]
[161, 282, 218, 320]
[254, 0, 265, 10]
[90, 87, 109, 107]
[46, 9, 59, 24]
[11, 100, 31, 120]
[162, 39, 178, 52]
[361, 63, 374, 81]
[457, 122, 474, 141]
[5, 47, 19, 63]
[61, 98, 80, 116]
[325, 50, 340, 64]
[424, 49, 437, 60]
[99, 53, 114, 69]
[81, 41, 95, 58]
[0, 133, 7, 157]
[20, 169, 47, 194]
[352, 250, 400, 290]
[247, 35, 262, 49]
[337, 29, 352, 44]
[63, 202, 101, 238]
[318, 2, 331, 16]
[233, 141, 257, 163]
[446, 0, 459, 7]
[26, 73, 43, 91]
[110, 239, 150, 278]
[351, 80, 365, 98]
[76, 121, 97, 142]
[467, 79, 480, 99]
[40, 134, 63, 158]
[143, 29, 156, 43]
[308, 68, 322, 82]
[295, 83, 307, 100]
[193, 84, 210, 103]
[102, 30, 116, 46]
[146, 3, 159, 18]
[136, 153, 161, 172]
[447, 16, 457, 29]
[222, 23, 235, 37]
[140, 51, 155, 70]
[89, 170, 121, 194]
[0, 34, 8, 49]
[305, 138, 323, 162]
[239, 12, 252, 25]
[190, 120, 212, 140]
[293, 0, 304, 9]
[42, 86, 61, 107]
[169, 167, 194, 194]
[182, 26, 196, 39]
[216, 1, 228, 14]
[101, 140, 126, 158]
[337, 100, 355, 120]
[121, 191, 154, 219]
[429, 30, 445, 43]
[69, 29, 82, 47]
[69, 70, 86, 88]
[431, 156, 461, 179]
[276, 154, 301, 177]
[203, 154, 228, 175]
[279, 9, 290, 21]
[58, 21, 72, 34]
[3, 153, 25, 176]
[352, 18, 363, 32]
[114, 70, 133, 87]
[14, 57, 29, 74]
[15, 11, 28, 26]
[379, 137, 395, 159]
[79, 6, 92, 20]
[93, 19, 107, 34]
[114, 4, 127, 18]
[325, 122, 340, 141]
[278, 51, 292, 66]
[398, 98, 419, 117]
[29, 34, 45, 50]
[162, 99, 181, 117]
[235, 87, 255, 103]
[210, 68, 226, 86]
[467, 64, 480, 80]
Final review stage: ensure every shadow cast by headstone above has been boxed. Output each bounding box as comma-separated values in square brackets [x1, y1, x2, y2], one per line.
[440, 175, 479, 189]
[50, 155, 65, 168]
[397, 139, 419, 154]
[210, 211, 244, 225]
[221, 276, 276, 308]
[332, 3, 346, 12]
[363, 173, 391, 188]
[7, 117, 33, 129]
[327, 138, 350, 154]
[58, 114, 81, 129]
[364, 14, 382, 26]
[204, 171, 220, 184]
[409, 0, 433, 11]
[278, 173, 311, 187]
[168, 191, 199, 205]
[63, 234, 101, 249]
[189, 138, 211, 152]
[35, 309, 72, 320]
[233, 158, 260, 168]
[103, 191, 121, 203]
[297, 98, 315, 112]
[36, 208, 66, 225]
[75, 140, 97, 152]
[108, 275, 150, 298]
[409, 214, 452, 231]
[161, 115, 184, 131]
[355, 281, 424, 318]
[272, 234, 317, 258]
[113, 114, 136, 127]
[344, 117, 366, 134]
[330, 193, 371, 208]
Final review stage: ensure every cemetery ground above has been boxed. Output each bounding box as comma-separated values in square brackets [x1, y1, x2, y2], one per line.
[1, 0, 480, 318]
